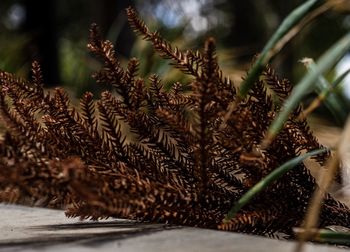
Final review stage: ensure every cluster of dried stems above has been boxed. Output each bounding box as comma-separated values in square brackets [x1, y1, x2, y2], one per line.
[0, 7, 350, 238]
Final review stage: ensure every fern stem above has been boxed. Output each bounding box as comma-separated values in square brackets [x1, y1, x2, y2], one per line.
[224, 148, 328, 222]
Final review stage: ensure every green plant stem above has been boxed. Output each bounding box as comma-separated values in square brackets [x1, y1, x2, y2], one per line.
[224, 148, 328, 222]
[239, 0, 323, 98]
[262, 31, 350, 148]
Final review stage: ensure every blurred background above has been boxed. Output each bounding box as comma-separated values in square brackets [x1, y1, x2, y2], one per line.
[1, 0, 350, 125]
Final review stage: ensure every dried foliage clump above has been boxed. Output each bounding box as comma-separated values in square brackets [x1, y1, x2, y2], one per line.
[0, 7, 350, 237]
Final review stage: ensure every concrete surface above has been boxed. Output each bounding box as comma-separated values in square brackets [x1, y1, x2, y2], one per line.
[0, 203, 347, 252]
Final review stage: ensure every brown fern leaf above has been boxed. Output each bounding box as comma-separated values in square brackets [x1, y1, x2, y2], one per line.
[0, 7, 350, 241]
[97, 94, 127, 159]
[263, 65, 293, 102]
[126, 7, 203, 79]
[80, 92, 98, 136]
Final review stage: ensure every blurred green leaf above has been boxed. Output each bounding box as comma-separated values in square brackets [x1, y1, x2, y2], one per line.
[264, 31, 350, 146]
[239, 0, 323, 98]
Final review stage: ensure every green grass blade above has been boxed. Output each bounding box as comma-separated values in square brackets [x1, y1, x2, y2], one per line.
[239, 0, 322, 98]
[224, 148, 328, 222]
[334, 67, 350, 88]
[263, 31, 350, 146]
[295, 228, 350, 246]
[301, 58, 348, 124]
[317, 229, 350, 245]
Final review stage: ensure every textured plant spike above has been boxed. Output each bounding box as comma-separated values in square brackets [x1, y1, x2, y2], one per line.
[80, 92, 98, 136]
[126, 7, 204, 79]
[97, 95, 127, 158]
[0, 6, 350, 239]
[263, 65, 292, 102]
[124, 58, 139, 86]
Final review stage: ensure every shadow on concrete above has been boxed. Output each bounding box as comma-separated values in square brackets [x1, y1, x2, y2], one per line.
[0, 221, 177, 251]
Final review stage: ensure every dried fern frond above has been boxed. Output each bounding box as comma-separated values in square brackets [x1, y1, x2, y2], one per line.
[0, 7, 349, 239]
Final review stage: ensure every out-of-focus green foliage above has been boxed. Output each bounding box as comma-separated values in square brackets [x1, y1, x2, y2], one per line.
[0, 0, 350, 119]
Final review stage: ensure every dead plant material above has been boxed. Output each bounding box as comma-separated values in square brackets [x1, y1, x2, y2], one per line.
[0, 7, 349, 237]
